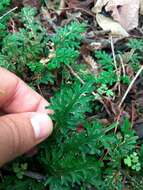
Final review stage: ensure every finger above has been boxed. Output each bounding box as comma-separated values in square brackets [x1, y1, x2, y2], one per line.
[0, 112, 53, 166]
[0, 67, 51, 113]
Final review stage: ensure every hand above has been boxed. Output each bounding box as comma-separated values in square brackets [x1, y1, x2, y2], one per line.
[0, 68, 53, 166]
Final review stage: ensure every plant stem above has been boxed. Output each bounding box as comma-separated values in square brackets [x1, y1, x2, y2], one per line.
[110, 36, 117, 71]
[0, 7, 18, 20]
[119, 65, 143, 108]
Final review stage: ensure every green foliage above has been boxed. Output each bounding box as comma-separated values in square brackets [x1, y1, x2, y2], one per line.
[52, 21, 86, 49]
[47, 48, 79, 70]
[50, 82, 94, 133]
[95, 50, 114, 71]
[1, 4, 143, 190]
[0, 6, 47, 76]
[94, 50, 117, 99]
[0, 22, 7, 40]
[1, 176, 44, 190]
[121, 75, 131, 85]
[13, 163, 28, 179]
[0, 7, 86, 85]
[124, 152, 141, 171]
[94, 84, 114, 100]
[0, 0, 11, 12]
[0, 0, 12, 42]
[127, 39, 143, 51]
[48, 22, 86, 70]
[127, 39, 143, 72]
[95, 50, 117, 83]
[39, 84, 138, 190]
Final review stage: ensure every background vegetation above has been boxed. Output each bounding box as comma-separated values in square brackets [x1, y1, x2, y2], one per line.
[0, 1, 143, 190]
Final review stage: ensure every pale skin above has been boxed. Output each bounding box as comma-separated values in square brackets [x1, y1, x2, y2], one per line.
[0, 67, 53, 166]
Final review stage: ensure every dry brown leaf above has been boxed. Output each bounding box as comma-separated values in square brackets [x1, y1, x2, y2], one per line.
[96, 13, 129, 37]
[92, 0, 140, 31]
[12, 0, 41, 8]
[67, 0, 93, 9]
[92, 0, 109, 13]
[83, 55, 99, 75]
[23, 0, 41, 8]
[140, 0, 143, 15]
[106, 0, 140, 31]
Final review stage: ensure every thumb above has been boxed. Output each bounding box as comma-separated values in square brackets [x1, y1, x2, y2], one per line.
[0, 112, 53, 166]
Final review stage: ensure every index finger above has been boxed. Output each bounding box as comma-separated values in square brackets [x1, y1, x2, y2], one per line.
[0, 67, 49, 114]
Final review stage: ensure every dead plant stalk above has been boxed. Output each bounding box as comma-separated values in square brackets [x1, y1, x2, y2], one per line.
[0, 7, 18, 20]
[110, 36, 117, 71]
[119, 65, 143, 108]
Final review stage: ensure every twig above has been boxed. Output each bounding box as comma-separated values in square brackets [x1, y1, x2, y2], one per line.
[136, 27, 143, 35]
[59, 0, 65, 8]
[100, 149, 109, 161]
[114, 108, 123, 133]
[1, 167, 46, 181]
[37, 85, 43, 97]
[94, 30, 110, 35]
[41, 7, 57, 31]
[59, 0, 65, 11]
[59, 7, 95, 17]
[119, 65, 143, 108]
[110, 36, 122, 97]
[57, 0, 66, 15]
[131, 101, 135, 126]
[118, 54, 126, 76]
[24, 171, 46, 181]
[67, 65, 85, 84]
[44, 0, 49, 8]
[117, 67, 121, 96]
[67, 65, 98, 96]
[110, 36, 117, 71]
[0, 7, 18, 20]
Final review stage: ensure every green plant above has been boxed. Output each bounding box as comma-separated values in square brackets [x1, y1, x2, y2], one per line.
[0, 0, 12, 43]
[95, 50, 114, 71]
[127, 39, 143, 72]
[94, 84, 115, 100]
[13, 163, 28, 179]
[1, 4, 143, 190]
[0, 6, 47, 73]
[0, 7, 86, 86]
[1, 177, 45, 190]
[94, 50, 117, 99]
[47, 21, 86, 70]
[127, 39, 143, 51]
[124, 152, 141, 172]
[0, 0, 11, 12]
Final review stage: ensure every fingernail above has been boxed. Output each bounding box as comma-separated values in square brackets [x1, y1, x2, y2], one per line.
[31, 113, 53, 140]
